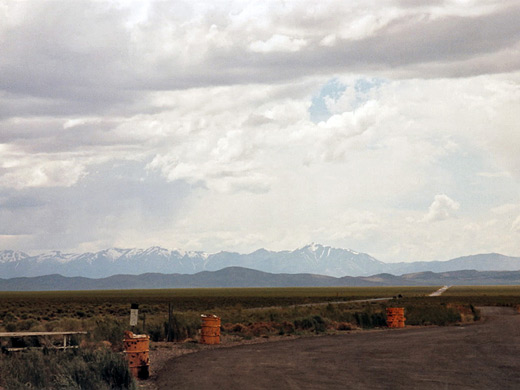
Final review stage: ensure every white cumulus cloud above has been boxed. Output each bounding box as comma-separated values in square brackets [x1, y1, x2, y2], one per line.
[423, 194, 461, 222]
[249, 34, 307, 53]
[512, 215, 520, 232]
[1, 0, 520, 260]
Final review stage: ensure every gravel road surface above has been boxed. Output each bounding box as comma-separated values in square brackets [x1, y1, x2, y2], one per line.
[155, 307, 520, 389]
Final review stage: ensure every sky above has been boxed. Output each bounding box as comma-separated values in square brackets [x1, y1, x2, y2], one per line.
[1, 0, 520, 262]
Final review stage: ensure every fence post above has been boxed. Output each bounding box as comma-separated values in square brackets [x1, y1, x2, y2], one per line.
[167, 303, 173, 342]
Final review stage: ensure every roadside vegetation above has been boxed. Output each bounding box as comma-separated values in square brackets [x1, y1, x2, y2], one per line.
[0, 348, 135, 390]
[0, 286, 432, 342]
[1, 285, 517, 388]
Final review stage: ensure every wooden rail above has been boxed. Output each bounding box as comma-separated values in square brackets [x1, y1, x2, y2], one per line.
[0, 331, 87, 351]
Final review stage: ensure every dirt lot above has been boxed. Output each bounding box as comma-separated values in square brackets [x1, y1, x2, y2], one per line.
[153, 307, 520, 389]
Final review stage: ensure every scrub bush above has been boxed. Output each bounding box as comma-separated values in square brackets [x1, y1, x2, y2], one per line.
[294, 315, 327, 333]
[404, 304, 461, 326]
[0, 348, 135, 390]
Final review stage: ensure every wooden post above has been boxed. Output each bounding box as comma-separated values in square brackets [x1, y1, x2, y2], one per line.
[167, 303, 173, 342]
[130, 303, 139, 330]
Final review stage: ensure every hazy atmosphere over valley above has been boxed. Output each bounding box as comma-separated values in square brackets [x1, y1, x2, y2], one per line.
[1, 0, 520, 263]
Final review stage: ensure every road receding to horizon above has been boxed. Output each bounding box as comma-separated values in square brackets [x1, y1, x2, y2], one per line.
[428, 285, 450, 296]
[155, 307, 520, 389]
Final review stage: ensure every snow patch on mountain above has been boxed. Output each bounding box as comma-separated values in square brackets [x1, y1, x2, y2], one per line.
[36, 251, 79, 264]
[2, 244, 381, 278]
[0, 250, 29, 263]
[100, 248, 130, 261]
[3, 244, 519, 280]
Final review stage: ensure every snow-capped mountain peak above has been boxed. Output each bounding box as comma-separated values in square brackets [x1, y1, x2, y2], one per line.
[99, 248, 128, 261]
[36, 251, 78, 264]
[306, 242, 321, 252]
[141, 246, 171, 257]
[0, 243, 384, 278]
[0, 250, 29, 263]
[1, 245, 520, 281]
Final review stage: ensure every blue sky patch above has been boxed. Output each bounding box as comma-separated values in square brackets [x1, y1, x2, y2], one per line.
[309, 78, 346, 123]
[309, 77, 386, 123]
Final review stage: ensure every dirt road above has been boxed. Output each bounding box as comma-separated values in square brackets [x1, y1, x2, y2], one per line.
[429, 285, 450, 296]
[155, 307, 520, 389]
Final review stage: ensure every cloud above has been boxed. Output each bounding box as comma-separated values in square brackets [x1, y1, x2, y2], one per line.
[1, 1, 520, 261]
[477, 171, 511, 178]
[249, 34, 307, 53]
[0, 161, 192, 251]
[0, 160, 86, 190]
[423, 194, 460, 222]
[1, 1, 519, 120]
[0, 142, 87, 189]
[2, 73, 518, 257]
[512, 215, 520, 232]
[491, 203, 520, 215]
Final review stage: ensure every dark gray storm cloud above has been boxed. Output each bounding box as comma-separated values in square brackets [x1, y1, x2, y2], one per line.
[225, 5, 520, 78]
[1, 1, 519, 119]
[1, 1, 520, 258]
[0, 161, 192, 250]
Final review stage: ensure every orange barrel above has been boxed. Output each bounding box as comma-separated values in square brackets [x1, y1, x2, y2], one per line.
[200, 315, 221, 345]
[386, 307, 405, 328]
[123, 331, 150, 379]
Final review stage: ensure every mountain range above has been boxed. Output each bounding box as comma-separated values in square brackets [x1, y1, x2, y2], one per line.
[3, 267, 520, 291]
[1, 244, 520, 279]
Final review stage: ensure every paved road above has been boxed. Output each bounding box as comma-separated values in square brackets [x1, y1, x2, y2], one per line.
[156, 307, 520, 389]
